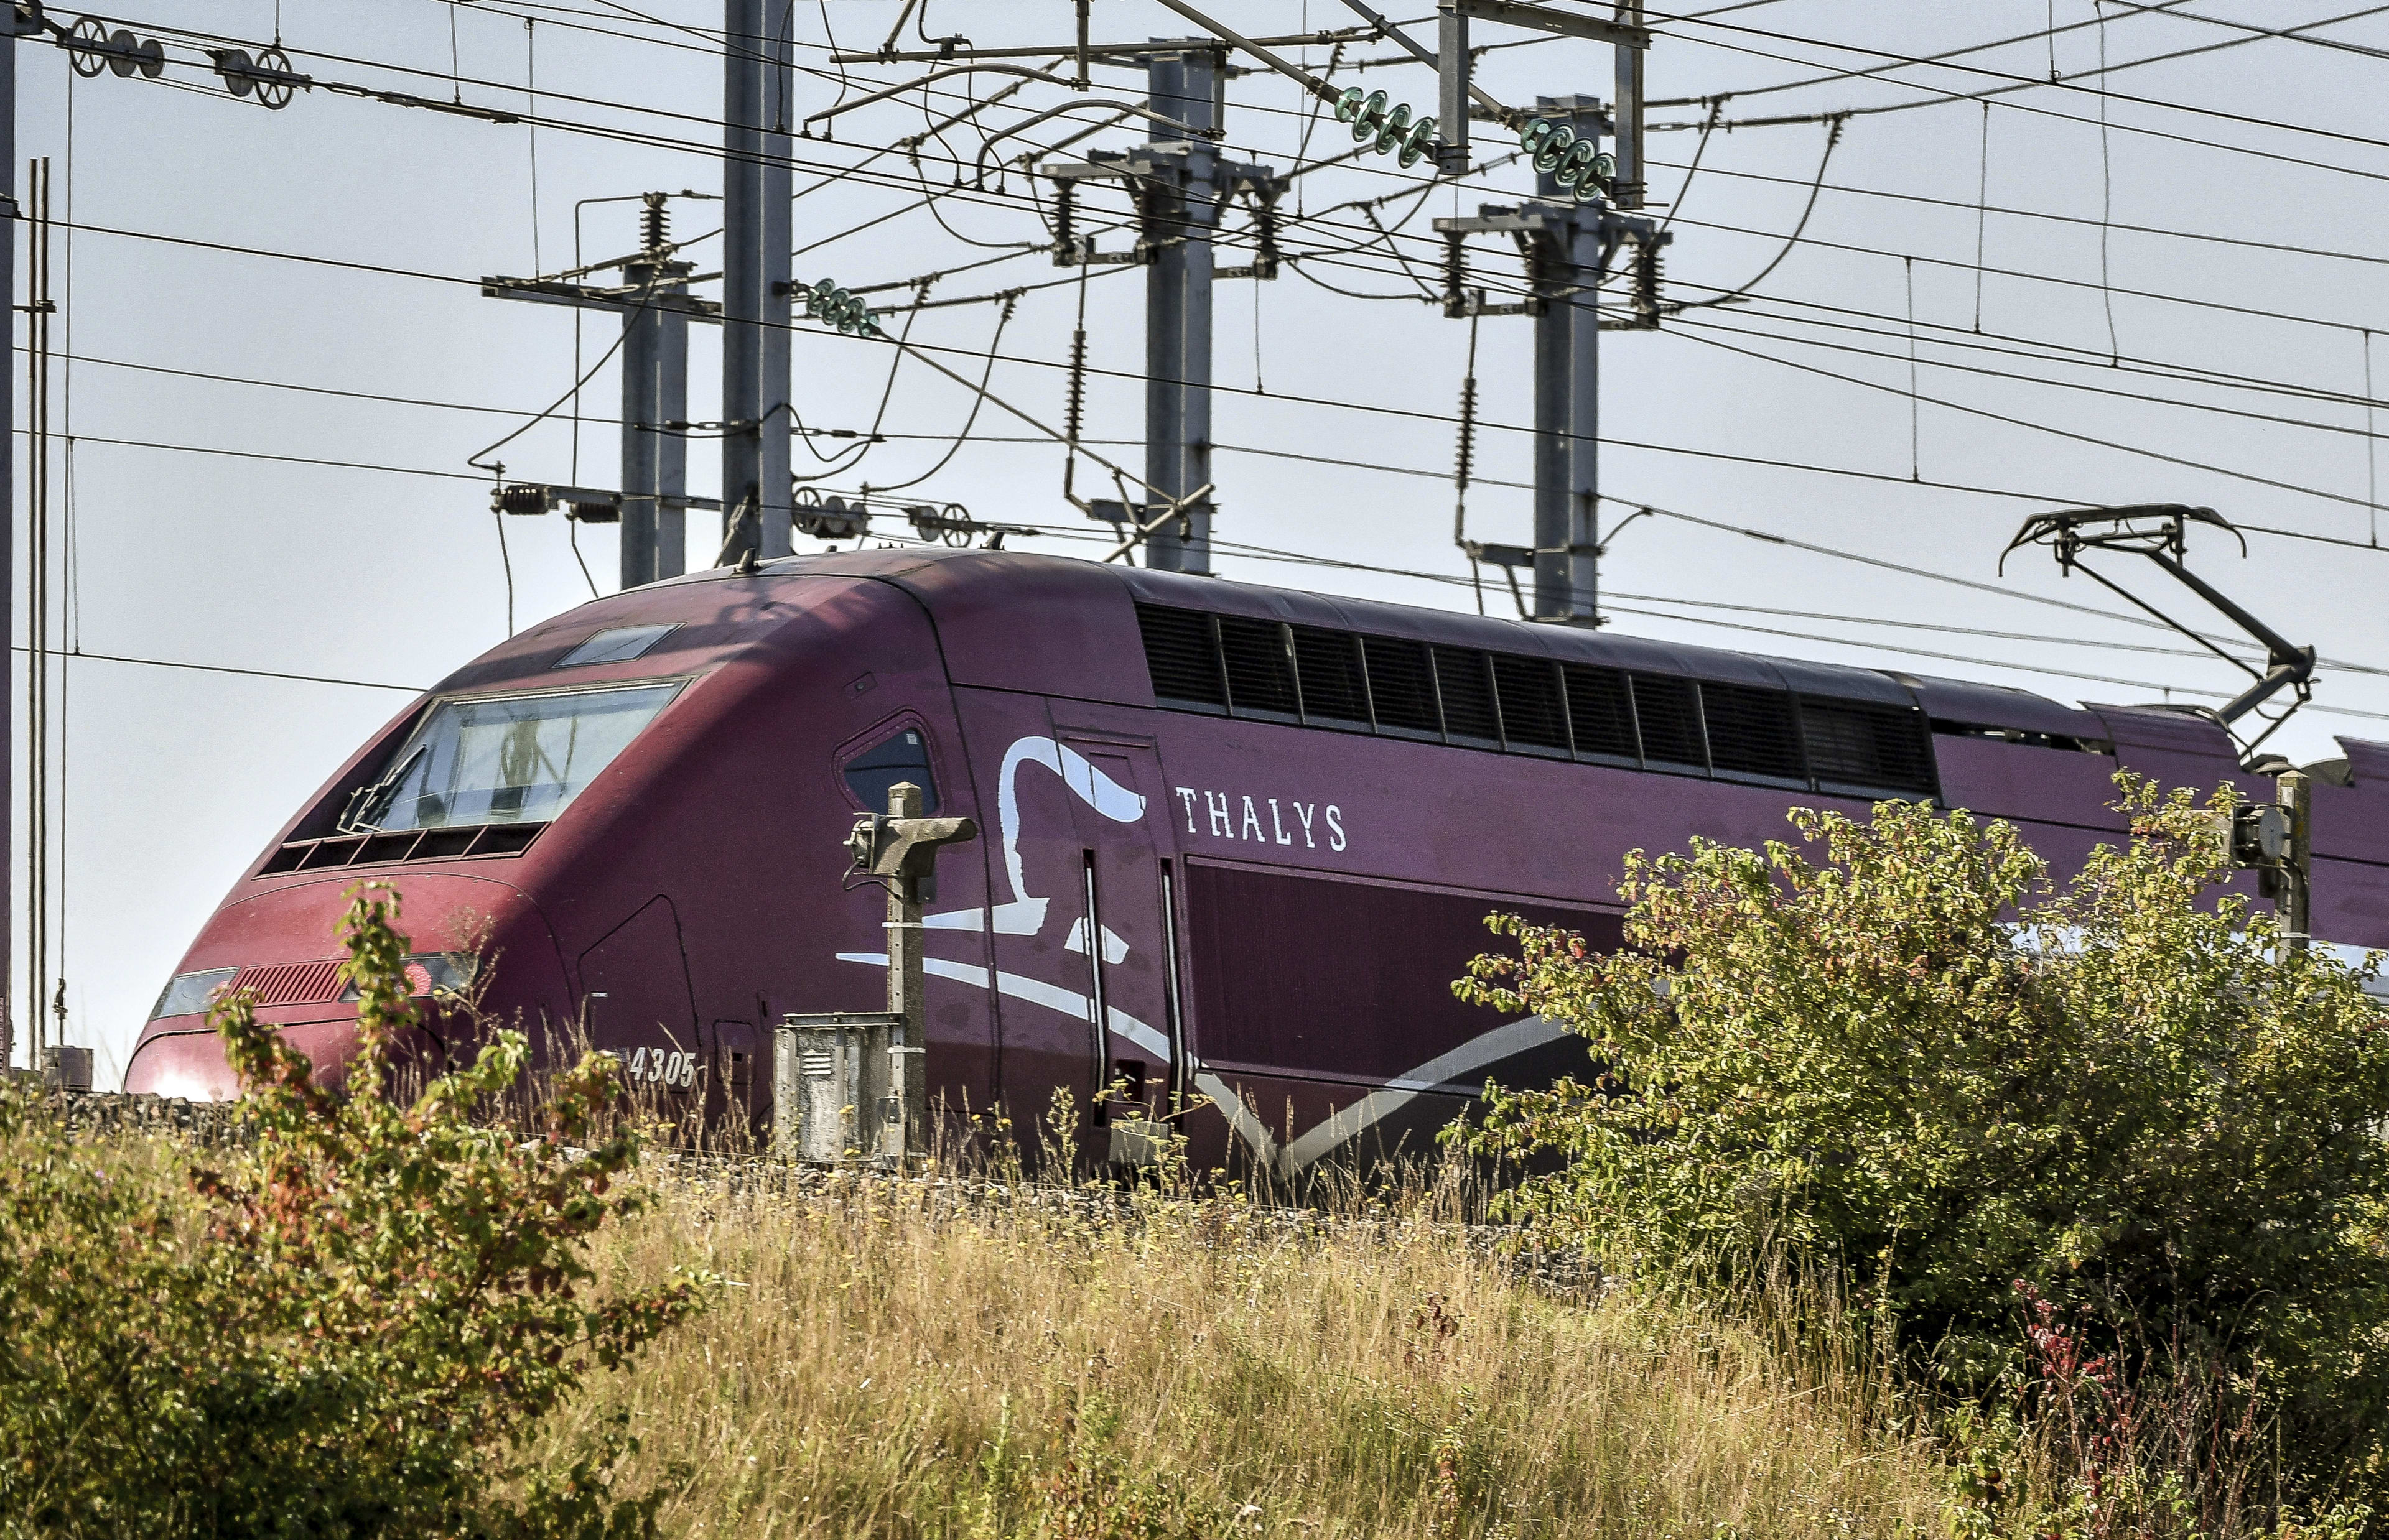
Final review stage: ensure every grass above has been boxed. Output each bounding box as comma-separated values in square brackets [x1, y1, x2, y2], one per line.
[21, 1087, 2348, 1538]
[533, 1148, 1957, 1538]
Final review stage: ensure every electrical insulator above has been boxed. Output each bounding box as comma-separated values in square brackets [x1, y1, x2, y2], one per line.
[1633, 240, 1663, 326]
[569, 499, 620, 524]
[806, 279, 884, 338]
[1051, 181, 1076, 267]
[1453, 374, 1478, 491]
[1519, 118, 1616, 205]
[1064, 328, 1089, 446]
[494, 484, 549, 517]
[1334, 88, 1437, 169]
[641, 194, 669, 257]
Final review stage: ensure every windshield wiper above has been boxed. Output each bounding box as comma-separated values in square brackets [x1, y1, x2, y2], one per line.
[337, 744, 427, 835]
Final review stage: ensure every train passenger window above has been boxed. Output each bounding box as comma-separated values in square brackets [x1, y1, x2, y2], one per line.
[1491, 656, 1569, 753]
[1703, 682, 1805, 782]
[843, 728, 939, 814]
[1633, 675, 1708, 771]
[1292, 627, 1370, 727]
[1361, 637, 1440, 738]
[554, 623, 676, 667]
[1137, 606, 1227, 711]
[1434, 649, 1501, 747]
[340, 681, 684, 833]
[1563, 664, 1637, 761]
[1219, 616, 1299, 720]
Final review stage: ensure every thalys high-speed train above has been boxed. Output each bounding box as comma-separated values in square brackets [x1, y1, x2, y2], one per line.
[125, 549, 2389, 1172]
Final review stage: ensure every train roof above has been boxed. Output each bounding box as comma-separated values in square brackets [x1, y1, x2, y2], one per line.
[717, 547, 2113, 740]
[447, 545, 2352, 763]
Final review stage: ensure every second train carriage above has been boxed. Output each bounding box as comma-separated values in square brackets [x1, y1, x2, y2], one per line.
[124, 549, 2389, 1171]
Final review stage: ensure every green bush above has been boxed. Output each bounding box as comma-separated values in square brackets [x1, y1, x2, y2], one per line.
[1455, 779, 2389, 1485]
[0, 884, 708, 1537]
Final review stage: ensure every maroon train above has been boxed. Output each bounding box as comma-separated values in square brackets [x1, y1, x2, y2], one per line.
[125, 549, 2389, 1172]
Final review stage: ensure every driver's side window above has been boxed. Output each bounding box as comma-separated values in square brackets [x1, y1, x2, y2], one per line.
[841, 725, 939, 814]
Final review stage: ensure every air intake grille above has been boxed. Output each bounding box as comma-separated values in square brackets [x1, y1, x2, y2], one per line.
[1491, 656, 1568, 751]
[1802, 700, 1937, 796]
[235, 959, 344, 1008]
[1136, 605, 1226, 710]
[1218, 615, 1299, 718]
[1703, 681, 1806, 781]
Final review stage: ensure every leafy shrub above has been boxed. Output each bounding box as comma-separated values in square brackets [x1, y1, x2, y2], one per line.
[1455, 780, 2389, 1486]
[0, 884, 707, 1536]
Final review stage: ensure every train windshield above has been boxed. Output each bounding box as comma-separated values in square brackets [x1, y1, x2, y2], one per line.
[341, 681, 684, 833]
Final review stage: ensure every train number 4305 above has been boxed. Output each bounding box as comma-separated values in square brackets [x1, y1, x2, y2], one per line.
[625, 1045, 699, 1090]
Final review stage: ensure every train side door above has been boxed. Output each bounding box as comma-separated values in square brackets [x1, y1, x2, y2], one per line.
[1056, 738, 1186, 1147]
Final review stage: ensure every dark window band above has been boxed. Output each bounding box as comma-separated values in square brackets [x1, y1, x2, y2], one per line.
[1131, 602, 1942, 801]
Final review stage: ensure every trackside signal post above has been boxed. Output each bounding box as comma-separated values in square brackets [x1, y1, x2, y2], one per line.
[776, 782, 975, 1163]
[2231, 771, 2313, 957]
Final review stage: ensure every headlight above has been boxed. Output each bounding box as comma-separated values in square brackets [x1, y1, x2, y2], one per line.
[340, 953, 481, 1002]
[149, 967, 239, 1020]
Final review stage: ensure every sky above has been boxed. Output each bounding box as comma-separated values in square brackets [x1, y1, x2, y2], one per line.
[17, 0, 2389, 1083]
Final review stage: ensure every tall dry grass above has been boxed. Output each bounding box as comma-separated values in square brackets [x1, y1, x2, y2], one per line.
[539, 1147, 1955, 1539]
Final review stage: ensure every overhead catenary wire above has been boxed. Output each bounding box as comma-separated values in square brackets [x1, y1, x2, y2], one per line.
[1649, 1, 2389, 155]
[1641, 147, 2389, 274]
[1659, 322, 2389, 519]
[1660, 114, 1844, 313]
[1649, 0, 2192, 111]
[23, 17, 1576, 313]
[30, 205, 2389, 567]
[32, 157, 2389, 559]
[1659, 206, 2389, 341]
[121, 0, 2389, 269]
[860, 293, 1017, 494]
[46, 9, 2389, 630]
[1672, 310, 2389, 447]
[75, 24, 2389, 382]
[99, 4, 1632, 276]
[7, 644, 422, 693]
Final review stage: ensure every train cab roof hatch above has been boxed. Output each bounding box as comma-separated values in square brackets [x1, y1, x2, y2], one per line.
[2001, 503, 2316, 765]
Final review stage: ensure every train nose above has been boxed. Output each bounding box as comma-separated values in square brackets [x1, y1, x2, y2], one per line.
[124, 873, 568, 1101]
